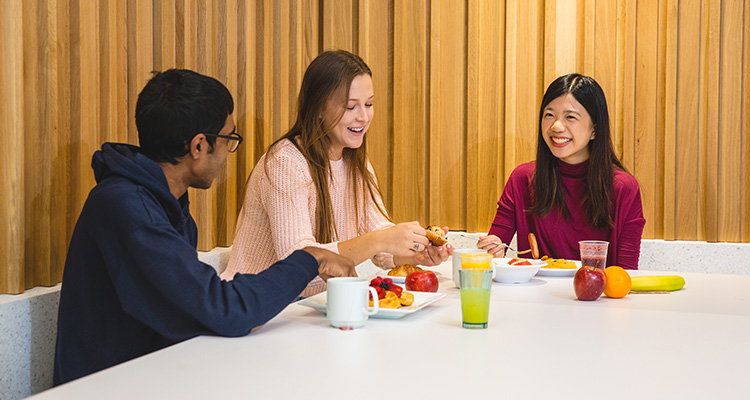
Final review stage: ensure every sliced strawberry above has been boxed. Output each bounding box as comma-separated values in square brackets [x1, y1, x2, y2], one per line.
[389, 283, 403, 298]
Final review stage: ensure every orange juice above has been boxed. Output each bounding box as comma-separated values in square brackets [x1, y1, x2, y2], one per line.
[459, 253, 492, 270]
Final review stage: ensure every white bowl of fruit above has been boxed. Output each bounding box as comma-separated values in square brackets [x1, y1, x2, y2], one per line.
[492, 257, 546, 284]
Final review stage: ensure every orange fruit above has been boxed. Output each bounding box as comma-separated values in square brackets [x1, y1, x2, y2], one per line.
[603, 266, 632, 298]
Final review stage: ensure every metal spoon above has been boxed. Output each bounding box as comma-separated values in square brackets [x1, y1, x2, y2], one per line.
[459, 234, 531, 254]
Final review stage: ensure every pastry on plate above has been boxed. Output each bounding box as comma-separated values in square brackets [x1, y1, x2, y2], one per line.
[388, 264, 422, 277]
[399, 291, 415, 306]
[370, 290, 401, 309]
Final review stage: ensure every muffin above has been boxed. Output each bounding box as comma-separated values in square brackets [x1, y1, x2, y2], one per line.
[425, 226, 448, 246]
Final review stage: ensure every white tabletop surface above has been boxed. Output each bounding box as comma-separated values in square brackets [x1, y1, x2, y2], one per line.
[31, 260, 750, 399]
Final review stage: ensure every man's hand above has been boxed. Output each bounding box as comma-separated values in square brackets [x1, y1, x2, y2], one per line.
[302, 247, 357, 281]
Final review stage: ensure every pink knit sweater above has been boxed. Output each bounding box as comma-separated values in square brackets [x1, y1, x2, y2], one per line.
[221, 139, 393, 297]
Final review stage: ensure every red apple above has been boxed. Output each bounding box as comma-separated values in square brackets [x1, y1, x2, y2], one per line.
[573, 267, 606, 301]
[405, 270, 439, 292]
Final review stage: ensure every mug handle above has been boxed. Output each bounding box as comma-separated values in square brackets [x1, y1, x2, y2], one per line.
[366, 287, 379, 315]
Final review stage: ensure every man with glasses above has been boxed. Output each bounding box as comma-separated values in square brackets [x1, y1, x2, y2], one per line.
[53, 69, 357, 385]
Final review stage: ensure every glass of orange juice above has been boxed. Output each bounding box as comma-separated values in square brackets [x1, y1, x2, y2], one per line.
[459, 252, 493, 270]
[460, 252, 495, 281]
[452, 249, 485, 288]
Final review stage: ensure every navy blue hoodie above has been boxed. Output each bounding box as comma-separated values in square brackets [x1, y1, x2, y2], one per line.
[53, 143, 320, 385]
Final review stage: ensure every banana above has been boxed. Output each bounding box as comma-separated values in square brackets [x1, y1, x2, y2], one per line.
[630, 275, 685, 292]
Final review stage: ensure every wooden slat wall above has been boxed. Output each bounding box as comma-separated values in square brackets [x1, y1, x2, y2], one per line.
[1, 0, 749, 294]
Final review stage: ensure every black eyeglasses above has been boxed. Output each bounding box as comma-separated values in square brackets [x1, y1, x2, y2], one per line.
[200, 132, 244, 153]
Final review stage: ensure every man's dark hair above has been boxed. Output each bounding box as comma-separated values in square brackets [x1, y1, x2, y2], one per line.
[135, 69, 234, 164]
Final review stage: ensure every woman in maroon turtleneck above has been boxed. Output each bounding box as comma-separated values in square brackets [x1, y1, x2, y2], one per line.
[479, 74, 645, 269]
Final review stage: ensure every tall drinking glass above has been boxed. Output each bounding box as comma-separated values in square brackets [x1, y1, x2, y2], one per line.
[459, 269, 493, 329]
[459, 252, 493, 270]
[579, 240, 609, 270]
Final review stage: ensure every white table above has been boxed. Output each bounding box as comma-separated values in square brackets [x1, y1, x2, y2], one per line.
[31, 261, 750, 399]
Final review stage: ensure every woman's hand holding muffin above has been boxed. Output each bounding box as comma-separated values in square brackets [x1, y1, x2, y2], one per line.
[414, 225, 452, 266]
[373, 222, 452, 267]
[374, 221, 430, 256]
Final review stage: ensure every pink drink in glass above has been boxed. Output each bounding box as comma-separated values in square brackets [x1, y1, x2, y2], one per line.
[579, 241, 609, 270]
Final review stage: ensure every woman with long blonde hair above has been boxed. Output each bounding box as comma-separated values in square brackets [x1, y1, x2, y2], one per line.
[222, 50, 451, 296]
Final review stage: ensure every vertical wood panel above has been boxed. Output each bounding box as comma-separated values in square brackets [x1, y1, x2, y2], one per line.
[717, 0, 744, 242]
[742, 0, 750, 242]
[303, 0, 320, 67]
[392, 0, 428, 224]
[620, 0, 636, 172]
[176, 0, 198, 71]
[275, 1, 294, 143]
[126, 0, 154, 149]
[582, 0, 595, 75]
[227, 0, 241, 230]
[633, 0, 660, 239]
[545, 0, 578, 80]
[106, 0, 128, 144]
[0, 0, 25, 293]
[662, 0, 678, 240]
[257, 0, 274, 155]
[466, 0, 504, 233]
[76, 4, 101, 259]
[429, 0, 465, 229]
[154, 0, 176, 70]
[653, 0, 668, 239]
[216, 0, 238, 244]
[50, 0, 73, 286]
[358, 0, 392, 208]
[191, 0, 219, 250]
[506, 0, 543, 168]
[701, 0, 721, 241]
[674, 0, 700, 239]
[24, 0, 46, 287]
[593, 0, 617, 143]
[236, 0, 256, 189]
[504, 0, 519, 173]
[323, 0, 354, 52]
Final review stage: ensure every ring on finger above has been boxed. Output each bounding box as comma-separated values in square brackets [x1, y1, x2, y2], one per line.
[413, 243, 420, 250]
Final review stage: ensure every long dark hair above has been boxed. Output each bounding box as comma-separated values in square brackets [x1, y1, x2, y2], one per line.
[531, 74, 626, 230]
[265, 50, 389, 243]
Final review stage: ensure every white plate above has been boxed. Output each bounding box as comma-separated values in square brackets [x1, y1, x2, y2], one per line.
[298, 291, 446, 320]
[536, 260, 582, 277]
[375, 271, 406, 284]
[494, 258, 547, 267]
[493, 278, 547, 286]
[374, 270, 442, 284]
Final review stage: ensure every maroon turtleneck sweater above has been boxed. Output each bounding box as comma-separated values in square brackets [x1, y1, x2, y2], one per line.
[489, 160, 646, 269]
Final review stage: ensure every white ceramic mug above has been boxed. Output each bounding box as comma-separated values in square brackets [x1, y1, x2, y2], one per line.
[452, 249, 487, 288]
[326, 277, 379, 329]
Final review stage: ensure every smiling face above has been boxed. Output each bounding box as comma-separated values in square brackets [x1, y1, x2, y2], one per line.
[541, 93, 595, 165]
[324, 74, 374, 160]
